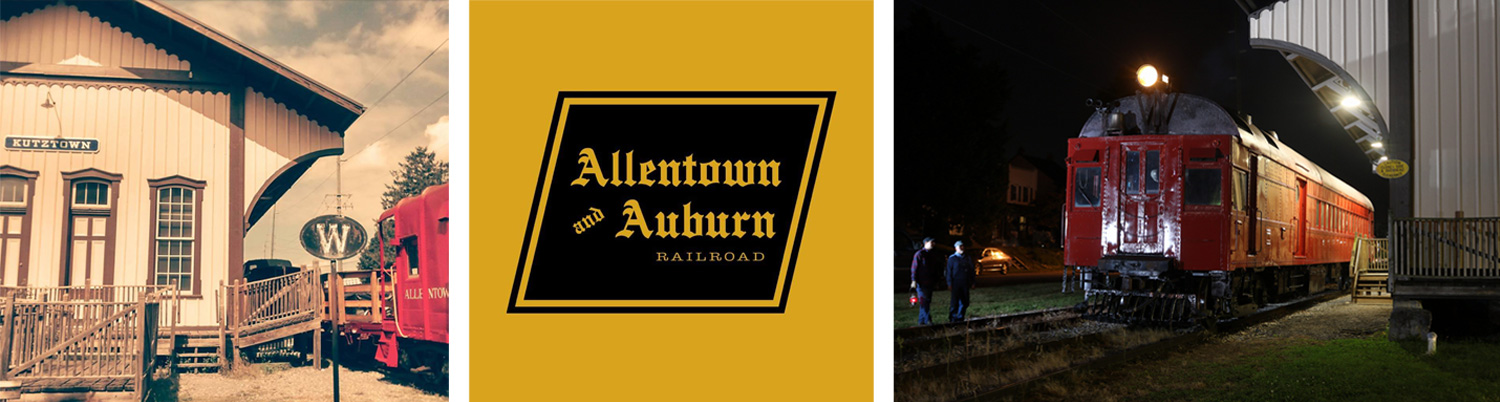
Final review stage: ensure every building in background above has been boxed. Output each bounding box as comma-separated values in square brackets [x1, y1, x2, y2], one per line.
[1001, 154, 1063, 247]
[0, 0, 363, 328]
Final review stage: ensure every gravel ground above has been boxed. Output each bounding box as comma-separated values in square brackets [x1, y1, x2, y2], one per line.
[175, 366, 447, 402]
[1221, 295, 1391, 342]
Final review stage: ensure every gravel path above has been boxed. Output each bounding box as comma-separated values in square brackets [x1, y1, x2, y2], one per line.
[1221, 295, 1391, 342]
[177, 366, 447, 402]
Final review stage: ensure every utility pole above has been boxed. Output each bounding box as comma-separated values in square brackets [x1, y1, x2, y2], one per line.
[332, 156, 343, 402]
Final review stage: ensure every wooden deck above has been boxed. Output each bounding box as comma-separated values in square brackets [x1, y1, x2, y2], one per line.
[0, 286, 170, 402]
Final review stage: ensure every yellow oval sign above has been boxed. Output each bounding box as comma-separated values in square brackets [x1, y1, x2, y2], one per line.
[1377, 159, 1409, 179]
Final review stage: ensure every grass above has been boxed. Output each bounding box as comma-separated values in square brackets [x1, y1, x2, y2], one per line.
[1191, 338, 1500, 402]
[894, 282, 1084, 328]
[1125, 337, 1500, 402]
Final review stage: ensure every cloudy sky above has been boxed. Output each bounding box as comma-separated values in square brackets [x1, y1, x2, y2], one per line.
[160, 0, 451, 265]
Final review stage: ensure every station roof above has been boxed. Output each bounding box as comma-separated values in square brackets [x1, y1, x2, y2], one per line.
[2, 0, 366, 133]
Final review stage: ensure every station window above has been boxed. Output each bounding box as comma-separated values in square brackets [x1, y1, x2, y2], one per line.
[154, 187, 195, 292]
[1073, 166, 1102, 207]
[73, 182, 110, 209]
[1185, 169, 1222, 206]
[148, 176, 205, 295]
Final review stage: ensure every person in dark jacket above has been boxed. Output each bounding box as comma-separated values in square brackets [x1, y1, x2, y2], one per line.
[910, 237, 943, 325]
[946, 240, 978, 322]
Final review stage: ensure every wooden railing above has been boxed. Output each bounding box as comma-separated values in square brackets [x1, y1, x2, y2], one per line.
[0, 290, 163, 401]
[329, 270, 387, 325]
[1351, 237, 1389, 277]
[0, 285, 181, 333]
[1391, 217, 1500, 278]
[223, 270, 322, 336]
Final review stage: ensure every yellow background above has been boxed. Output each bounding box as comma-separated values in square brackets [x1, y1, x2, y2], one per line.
[475, 1, 874, 400]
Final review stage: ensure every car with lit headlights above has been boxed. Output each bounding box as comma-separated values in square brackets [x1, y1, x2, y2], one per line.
[976, 247, 1013, 275]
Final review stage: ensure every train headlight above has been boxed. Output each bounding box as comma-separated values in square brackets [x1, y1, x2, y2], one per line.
[1136, 64, 1159, 87]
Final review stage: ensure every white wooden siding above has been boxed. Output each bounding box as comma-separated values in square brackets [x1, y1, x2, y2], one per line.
[1250, 0, 1391, 132]
[1414, 0, 1500, 218]
[0, 5, 190, 70]
[244, 89, 342, 210]
[0, 82, 228, 326]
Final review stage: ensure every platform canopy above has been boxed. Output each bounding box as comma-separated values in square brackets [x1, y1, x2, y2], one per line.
[1240, 0, 1392, 165]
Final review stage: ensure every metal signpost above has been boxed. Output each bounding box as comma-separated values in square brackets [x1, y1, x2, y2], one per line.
[299, 159, 367, 402]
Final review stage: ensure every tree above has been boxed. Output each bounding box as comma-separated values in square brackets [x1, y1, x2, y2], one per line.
[358, 147, 449, 270]
[895, 9, 1012, 241]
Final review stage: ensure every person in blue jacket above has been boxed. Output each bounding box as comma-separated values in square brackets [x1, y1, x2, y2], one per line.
[946, 240, 977, 322]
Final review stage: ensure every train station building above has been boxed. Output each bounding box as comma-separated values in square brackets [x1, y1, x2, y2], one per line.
[1240, 0, 1500, 337]
[0, 0, 363, 328]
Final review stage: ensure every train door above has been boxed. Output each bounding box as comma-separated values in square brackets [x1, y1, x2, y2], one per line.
[1118, 144, 1164, 254]
[1247, 156, 1259, 257]
[1295, 178, 1308, 257]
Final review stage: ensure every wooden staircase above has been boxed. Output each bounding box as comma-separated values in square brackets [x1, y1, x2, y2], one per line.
[1351, 237, 1392, 304]
[158, 331, 225, 371]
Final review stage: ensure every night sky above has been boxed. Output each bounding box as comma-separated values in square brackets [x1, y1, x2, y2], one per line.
[896, 0, 1390, 235]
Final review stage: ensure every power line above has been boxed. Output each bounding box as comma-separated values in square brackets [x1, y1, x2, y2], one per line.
[368, 37, 448, 109]
[346, 91, 448, 161]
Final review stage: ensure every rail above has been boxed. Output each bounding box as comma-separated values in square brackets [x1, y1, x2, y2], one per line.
[0, 284, 180, 333]
[1391, 217, 1500, 278]
[223, 270, 322, 336]
[0, 290, 163, 401]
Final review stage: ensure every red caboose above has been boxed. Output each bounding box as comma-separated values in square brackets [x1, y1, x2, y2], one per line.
[346, 183, 448, 370]
[1066, 90, 1372, 324]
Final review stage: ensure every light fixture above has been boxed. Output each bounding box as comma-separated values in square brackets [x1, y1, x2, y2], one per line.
[1379, 156, 1389, 162]
[1341, 96, 1362, 108]
[1162, 75, 1170, 85]
[1137, 64, 1159, 88]
[1371, 141, 1383, 148]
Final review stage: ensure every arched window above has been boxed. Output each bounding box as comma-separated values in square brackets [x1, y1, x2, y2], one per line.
[62, 169, 121, 287]
[149, 176, 206, 295]
[0, 167, 37, 286]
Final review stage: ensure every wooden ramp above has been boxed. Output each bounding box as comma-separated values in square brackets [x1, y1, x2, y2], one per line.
[222, 270, 325, 368]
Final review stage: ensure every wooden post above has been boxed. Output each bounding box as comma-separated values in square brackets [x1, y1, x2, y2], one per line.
[134, 298, 148, 402]
[0, 293, 16, 380]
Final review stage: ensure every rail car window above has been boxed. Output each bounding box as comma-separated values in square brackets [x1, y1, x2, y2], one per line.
[1073, 167, 1101, 207]
[402, 236, 419, 277]
[1186, 169, 1222, 206]
[1125, 151, 1140, 194]
[1144, 151, 1160, 193]
[1232, 170, 1247, 211]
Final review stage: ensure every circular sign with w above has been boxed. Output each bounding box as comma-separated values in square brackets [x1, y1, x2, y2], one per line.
[300, 215, 369, 261]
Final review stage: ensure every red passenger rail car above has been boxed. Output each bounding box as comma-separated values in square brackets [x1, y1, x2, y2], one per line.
[345, 184, 449, 371]
[1065, 91, 1372, 324]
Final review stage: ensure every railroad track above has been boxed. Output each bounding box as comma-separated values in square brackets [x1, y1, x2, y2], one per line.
[895, 308, 1084, 368]
[893, 290, 1346, 402]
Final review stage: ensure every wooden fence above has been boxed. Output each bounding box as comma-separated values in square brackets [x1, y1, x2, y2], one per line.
[0, 287, 165, 401]
[1391, 217, 1500, 278]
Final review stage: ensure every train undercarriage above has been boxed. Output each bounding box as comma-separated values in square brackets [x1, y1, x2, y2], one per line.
[1078, 260, 1350, 327]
